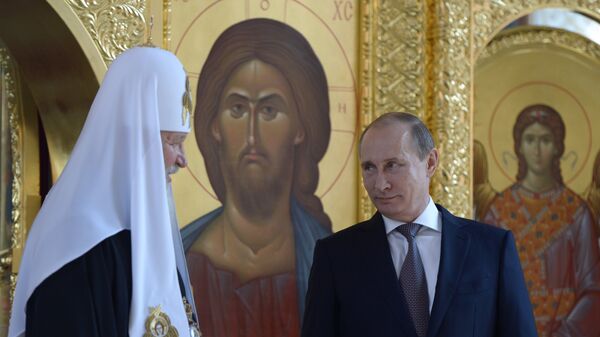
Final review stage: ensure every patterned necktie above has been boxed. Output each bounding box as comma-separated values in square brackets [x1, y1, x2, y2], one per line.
[397, 223, 429, 337]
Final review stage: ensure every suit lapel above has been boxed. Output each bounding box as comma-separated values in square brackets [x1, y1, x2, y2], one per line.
[427, 205, 471, 337]
[362, 213, 418, 337]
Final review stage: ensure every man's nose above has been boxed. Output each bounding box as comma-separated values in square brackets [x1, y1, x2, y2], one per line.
[176, 146, 187, 168]
[247, 105, 259, 146]
[534, 140, 542, 155]
[374, 172, 391, 191]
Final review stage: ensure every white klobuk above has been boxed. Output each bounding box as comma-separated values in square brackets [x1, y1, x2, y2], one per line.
[9, 46, 196, 337]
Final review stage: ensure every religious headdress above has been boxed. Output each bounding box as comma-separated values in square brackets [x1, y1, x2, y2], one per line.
[9, 47, 194, 337]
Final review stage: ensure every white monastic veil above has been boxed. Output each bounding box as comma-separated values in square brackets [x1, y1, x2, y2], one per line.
[9, 47, 194, 337]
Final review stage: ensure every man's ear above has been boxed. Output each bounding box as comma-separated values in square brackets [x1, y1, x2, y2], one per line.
[426, 148, 439, 177]
[294, 127, 305, 145]
[211, 120, 221, 143]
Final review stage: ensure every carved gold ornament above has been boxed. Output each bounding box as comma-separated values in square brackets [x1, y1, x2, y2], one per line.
[182, 76, 192, 127]
[66, 0, 146, 63]
[429, 0, 472, 218]
[0, 49, 21, 251]
[473, 0, 600, 55]
[0, 47, 21, 302]
[479, 27, 600, 63]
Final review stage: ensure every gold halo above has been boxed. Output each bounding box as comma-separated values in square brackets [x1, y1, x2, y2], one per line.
[475, 27, 600, 193]
[487, 81, 591, 184]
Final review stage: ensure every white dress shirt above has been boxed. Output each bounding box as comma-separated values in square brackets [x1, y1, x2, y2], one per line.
[382, 196, 442, 312]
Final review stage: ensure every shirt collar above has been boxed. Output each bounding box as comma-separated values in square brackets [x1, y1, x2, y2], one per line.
[382, 196, 441, 235]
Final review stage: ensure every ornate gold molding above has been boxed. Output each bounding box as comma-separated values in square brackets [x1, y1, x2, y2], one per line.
[163, 0, 172, 50]
[0, 49, 22, 253]
[374, 1, 426, 116]
[479, 26, 600, 63]
[358, 0, 376, 221]
[473, 0, 600, 56]
[9, 273, 17, 303]
[1, 48, 22, 303]
[66, 0, 146, 63]
[358, 0, 428, 221]
[430, 0, 472, 217]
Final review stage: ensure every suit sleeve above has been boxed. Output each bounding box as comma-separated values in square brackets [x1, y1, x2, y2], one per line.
[301, 239, 338, 337]
[496, 231, 538, 337]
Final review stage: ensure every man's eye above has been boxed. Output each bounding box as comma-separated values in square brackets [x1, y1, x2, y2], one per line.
[541, 137, 553, 144]
[230, 104, 247, 118]
[260, 106, 278, 121]
[386, 162, 401, 169]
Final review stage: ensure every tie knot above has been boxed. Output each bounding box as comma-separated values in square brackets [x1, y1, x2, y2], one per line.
[397, 223, 421, 240]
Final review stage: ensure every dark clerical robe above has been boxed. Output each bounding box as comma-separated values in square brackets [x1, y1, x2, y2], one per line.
[25, 230, 132, 337]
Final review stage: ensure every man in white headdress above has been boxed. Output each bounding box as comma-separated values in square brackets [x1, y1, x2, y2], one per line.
[8, 46, 201, 337]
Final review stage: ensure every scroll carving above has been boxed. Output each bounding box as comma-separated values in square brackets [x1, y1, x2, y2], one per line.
[66, 0, 146, 63]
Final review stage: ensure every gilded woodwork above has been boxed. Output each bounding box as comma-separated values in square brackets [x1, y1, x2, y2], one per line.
[1, 48, 43, 301]
[374, 0, 426, 116]
[479, 27, 600, 63]
[429, 0, 472, 217]
[9, 273, 17, 304]
[473, 1, 600, 56]
[1, 48, 23, 306]
[163, 0, 172, 50]
[0, 49, 22, 255]
[358, 0, 376, 221]
[66, 0, 147, 64]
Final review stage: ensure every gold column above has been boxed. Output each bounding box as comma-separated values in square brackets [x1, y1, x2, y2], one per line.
[0, 49, 23, 272]
[358, 0, 376, 220]
[0, 48, 40, 301]
[162, 0, 172, 50]
[429, 0, 473, 217]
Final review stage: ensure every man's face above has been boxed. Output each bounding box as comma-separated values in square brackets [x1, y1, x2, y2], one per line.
[360, 122, 438, 222]
[212, 59, 304, 216]
[161, 131, 188, 182]
[519, 122, 556, 177]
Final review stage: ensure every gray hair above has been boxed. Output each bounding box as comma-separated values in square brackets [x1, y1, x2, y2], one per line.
[359, 112, 435, 160]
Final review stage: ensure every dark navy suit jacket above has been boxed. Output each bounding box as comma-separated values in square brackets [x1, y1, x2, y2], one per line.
[301, 204, 538, 337]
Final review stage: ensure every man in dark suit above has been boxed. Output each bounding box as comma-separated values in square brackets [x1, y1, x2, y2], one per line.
[301, 112, 537, 337]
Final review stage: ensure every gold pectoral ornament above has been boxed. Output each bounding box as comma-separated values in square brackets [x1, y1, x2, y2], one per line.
[143, 300, 202, 337]
[143, 305, 179, 337]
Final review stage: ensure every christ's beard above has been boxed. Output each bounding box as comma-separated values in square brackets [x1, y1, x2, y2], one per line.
[235, 171, 285, 220]
[222, 151, 293, 222]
